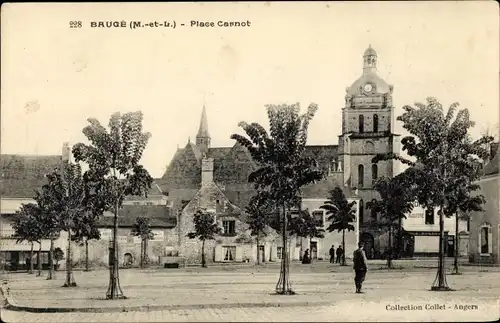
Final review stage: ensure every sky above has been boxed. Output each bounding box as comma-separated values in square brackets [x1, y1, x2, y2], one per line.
[2, 2, 499, 178]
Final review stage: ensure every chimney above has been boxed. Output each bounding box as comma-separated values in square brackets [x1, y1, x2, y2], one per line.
[201, 157, 214, 185]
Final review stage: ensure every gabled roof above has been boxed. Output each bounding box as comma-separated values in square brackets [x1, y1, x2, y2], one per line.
[1, 154, 62, 180]
[183, 181, 244, 217]
[1, 154, 62, 198]
[482, 145, 499, 177]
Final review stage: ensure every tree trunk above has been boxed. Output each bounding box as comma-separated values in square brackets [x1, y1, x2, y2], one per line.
[28, 242, 33, 274]
[387, 226, 393, 269]
[275, 203, 294, 294]
[46, 238, 55, 280]
[341, 230, 346, 266]
[85, 239, 89, 271]
[144, 239, 149, 267]
[256, 235, 260, 265]
[201, 239, 206, 268]
[397, 218, 403, 258]
[63, 231, 77, 287]
[452, 214, 461, 275]
[299, 237, 303, 261]
[37, 243, 42, 276]
[106, 201, 124, 299]
[431, 207, 450, 291]
[309, 237, 313, 264]
[140, 239, 144, 269]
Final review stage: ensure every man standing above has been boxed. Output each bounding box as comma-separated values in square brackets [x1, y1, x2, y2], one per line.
[329, 245, 335, 263]
[353, 241, 368, 293]
[336, 245, 343, 264]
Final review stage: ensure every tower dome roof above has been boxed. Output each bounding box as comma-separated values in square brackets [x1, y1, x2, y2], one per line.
[346, 72, 391, 96]
[346, 45, 391, 96]
[363, 45, 377, 57]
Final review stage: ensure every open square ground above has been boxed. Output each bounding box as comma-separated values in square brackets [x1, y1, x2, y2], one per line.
[1, 262, 499, 322]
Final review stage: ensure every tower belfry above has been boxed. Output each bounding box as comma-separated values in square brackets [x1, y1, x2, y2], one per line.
[196, 105, 211, 153]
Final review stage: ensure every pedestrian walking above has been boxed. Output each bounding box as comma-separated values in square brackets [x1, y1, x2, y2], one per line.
[329, 245, 335, 263]
[336, 245, 343, 264]
[353, 241, 368, 293]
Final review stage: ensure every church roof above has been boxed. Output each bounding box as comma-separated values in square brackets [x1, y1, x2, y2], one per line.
[302, 175, 357, 199]
[196, 105, 210, 138]
[160, 143, 338, 193]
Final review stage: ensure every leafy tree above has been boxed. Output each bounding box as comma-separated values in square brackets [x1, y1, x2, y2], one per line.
[320, 187, 356, 266]
[54, 247, 64, 269]
[72, 213, 101, 272]
[366, 174, 415, 269]
[245, 193, 273, 265]
[131, 217, 154, 268]
[231, 103, 323, 295]
[443, 155, 486, 275]
[373, 97, 492, 290]
[72, 111, 153, 299]
[12, 204, 44, 274]
[32, 186, 62, 281]
[186, 210, 222, 267]
[39, 163, 89, 287]
[289, 209, 325, 263]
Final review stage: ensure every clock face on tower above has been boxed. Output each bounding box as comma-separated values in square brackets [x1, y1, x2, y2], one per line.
[364, 84, 373, 92]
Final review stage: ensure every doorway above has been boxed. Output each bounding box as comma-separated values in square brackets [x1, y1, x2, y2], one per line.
[361, 232, 375, 259]
[258, 245, 265, 263]
[446, 236, 455, 257]
[310, 241, 318, 260]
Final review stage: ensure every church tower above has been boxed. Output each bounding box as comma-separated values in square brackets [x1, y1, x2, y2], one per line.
[196, 105, 211, 154]
[338, 46, 400, 232]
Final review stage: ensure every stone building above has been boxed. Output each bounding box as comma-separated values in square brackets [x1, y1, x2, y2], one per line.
[0, 154, 68, 270]
[468, 145, 499, 264]
[159, 46, 396, 260]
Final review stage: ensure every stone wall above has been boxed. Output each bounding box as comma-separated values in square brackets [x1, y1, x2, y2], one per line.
[70, 227, 178, 269]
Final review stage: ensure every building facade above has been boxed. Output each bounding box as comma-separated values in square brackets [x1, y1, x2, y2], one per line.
[401, 204, 469, 258]
[468, 146, 499, 264]
[338, 45, 400, 257]
[0, 154, 67, 270]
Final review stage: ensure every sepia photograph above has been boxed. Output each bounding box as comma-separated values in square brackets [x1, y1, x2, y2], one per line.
[1, 2, 499, 322]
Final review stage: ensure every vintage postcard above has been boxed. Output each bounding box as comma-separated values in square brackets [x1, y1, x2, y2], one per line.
[1, 2, 499, 322]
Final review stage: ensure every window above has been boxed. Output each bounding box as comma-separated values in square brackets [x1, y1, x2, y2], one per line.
[425, 208, 434, 225]
[359, 199, 364, 224]
[481, 227, 489, 254]
[373, 114, 379, 132]
[358, 165, 364, 188]
[222, 220, 236, 236]
[479, 224, 492, 255]
[359, 115, 365, 133]
[222, 246, 236, 261]
[312, 211, 324, 227]
[277, 247, 283, 259]
[372, 164, 378, 183]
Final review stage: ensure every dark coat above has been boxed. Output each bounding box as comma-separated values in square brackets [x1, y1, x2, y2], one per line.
[353, 248, 368, 271]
